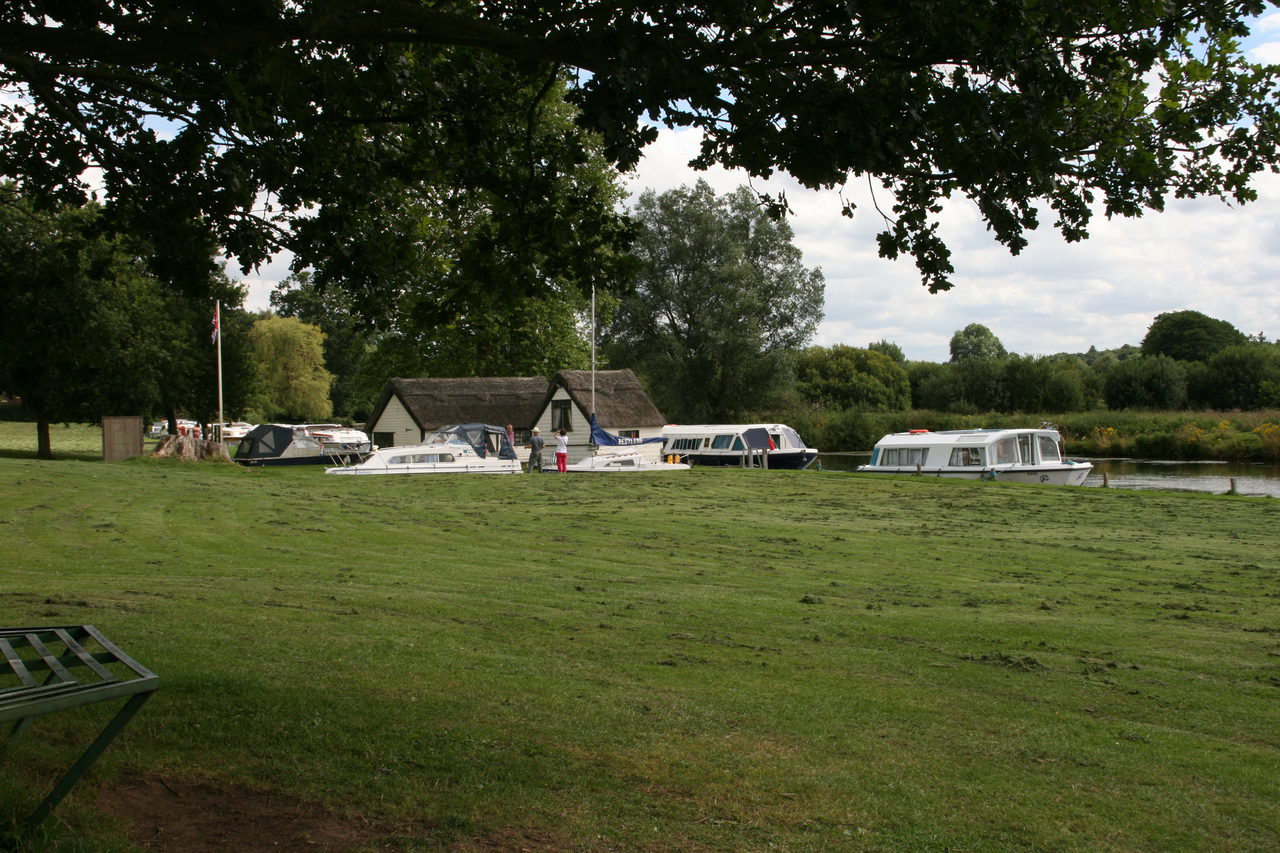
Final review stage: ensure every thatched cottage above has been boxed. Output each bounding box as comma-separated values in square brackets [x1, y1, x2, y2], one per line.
[365, 369, 666, 462]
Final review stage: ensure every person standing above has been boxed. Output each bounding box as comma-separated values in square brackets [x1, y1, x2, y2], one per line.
[528, 427, 545, 473]
[555, 428, 569, 473]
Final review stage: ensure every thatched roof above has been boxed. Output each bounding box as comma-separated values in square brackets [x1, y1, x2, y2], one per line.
[547, 369, 667, 427]
[368, 377, 548, 433]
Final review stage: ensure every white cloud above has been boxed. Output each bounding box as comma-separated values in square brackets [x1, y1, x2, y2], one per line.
[627, 127, 1280, 362]
[232, 252, 293, 312]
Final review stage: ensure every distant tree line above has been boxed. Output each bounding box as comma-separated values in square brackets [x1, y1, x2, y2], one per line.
[4, 172, 1278, 462]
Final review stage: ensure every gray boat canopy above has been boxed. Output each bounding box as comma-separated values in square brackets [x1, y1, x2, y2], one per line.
[425, 423, 518, 460]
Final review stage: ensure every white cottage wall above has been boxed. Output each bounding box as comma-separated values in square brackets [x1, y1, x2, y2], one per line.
[368, 395, 423, 447]
[532, 388, 665, 465]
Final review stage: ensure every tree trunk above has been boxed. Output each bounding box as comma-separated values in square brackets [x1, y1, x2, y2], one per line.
[151, 435, 233, 462]
[36, 413, 52, 460]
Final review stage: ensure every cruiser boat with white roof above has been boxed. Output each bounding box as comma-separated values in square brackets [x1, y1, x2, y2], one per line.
[299, 423, 372, 453]
[857, 427, 1092, 485]
[661, 423, 818, 469]
[326, 423, 520, 475]
[563, 448, 690, 472]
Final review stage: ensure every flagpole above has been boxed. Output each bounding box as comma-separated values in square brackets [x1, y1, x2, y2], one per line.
[215, 300, 224, 440]
[590, 283, 596, 419]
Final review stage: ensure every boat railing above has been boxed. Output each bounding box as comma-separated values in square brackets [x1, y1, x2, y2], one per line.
[323, 448, 372, 467]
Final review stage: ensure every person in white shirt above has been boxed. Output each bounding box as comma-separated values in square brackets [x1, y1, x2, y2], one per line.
[555, 429, 569, 473]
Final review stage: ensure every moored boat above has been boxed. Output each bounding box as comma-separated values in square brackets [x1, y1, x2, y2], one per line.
[215, 421, 256, 442]
[660, 423, 818, 469]
[298, 423, 372, 452]
[857, 427, 1093, 485]
[235, 424, 367, 467]
[563, 448, 690, 473]
[326, 423, 520, 475]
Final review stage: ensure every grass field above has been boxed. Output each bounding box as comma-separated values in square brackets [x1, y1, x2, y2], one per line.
[1, 428, 1279, 851]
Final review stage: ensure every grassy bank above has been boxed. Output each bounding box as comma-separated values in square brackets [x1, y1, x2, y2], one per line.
[2, 453, 1278, 851]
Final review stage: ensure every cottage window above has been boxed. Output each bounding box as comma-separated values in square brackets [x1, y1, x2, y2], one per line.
[617, 429, 640, 439]
[551, 400, 573, 431]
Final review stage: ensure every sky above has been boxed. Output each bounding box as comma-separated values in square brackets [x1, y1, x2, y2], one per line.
[231, 16, 1280, 365]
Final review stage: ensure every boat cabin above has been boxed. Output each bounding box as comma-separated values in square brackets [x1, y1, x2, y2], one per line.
[860, 428, 1092, 485]
[660, 423, 818, 470]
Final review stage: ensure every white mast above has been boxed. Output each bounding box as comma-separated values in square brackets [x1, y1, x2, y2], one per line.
[590, 282, 596, 418]
[214, 300, 224, 439]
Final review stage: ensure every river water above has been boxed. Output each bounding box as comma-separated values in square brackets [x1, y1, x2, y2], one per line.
[816, 453, 1280, 498]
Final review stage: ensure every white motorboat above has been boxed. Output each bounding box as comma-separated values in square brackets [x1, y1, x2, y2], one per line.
[215, 421, 255, 442]
[660, 423, 818, 469]
[563, 449, 689, 472]
[326, 423, 520, 475]
[299, 423, 372, 453]
[857, 427, 1093, 485]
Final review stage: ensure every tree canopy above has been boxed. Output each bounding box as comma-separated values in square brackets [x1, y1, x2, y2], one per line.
[248, 316, 334, 422]
[1140, 310, 1248, 361]
[796, 345, 910, 411]
[0, 183, 249, 456]
[602, 181, 824, 422]
[4, 1, 1279, 295]
[949, 323, 1007, 362]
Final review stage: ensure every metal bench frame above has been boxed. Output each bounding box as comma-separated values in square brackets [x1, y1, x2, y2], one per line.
[1, 625, 159, 828]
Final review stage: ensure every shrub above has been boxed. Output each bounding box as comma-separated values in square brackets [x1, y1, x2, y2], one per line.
[1132, 431, 1179, 458]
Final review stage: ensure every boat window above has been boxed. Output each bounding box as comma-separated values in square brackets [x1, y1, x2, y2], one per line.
[389, 453, 454, 464]
[994, 437, 1019, 464]
[711, 435, 735, 450]
[948, 447, 984, 467]
[1017, 434, 1034, 465]
[1038, 435, 1062, 463]
[670, 437, 701, 451]
[881, 447, 927, 466]
[779, 427, 802, 447]
[732, 437, 745, 451]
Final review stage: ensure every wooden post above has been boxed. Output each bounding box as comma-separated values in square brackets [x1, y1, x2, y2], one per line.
[1102, 471, 1109, 488]
[1229, 478, 1237, 495]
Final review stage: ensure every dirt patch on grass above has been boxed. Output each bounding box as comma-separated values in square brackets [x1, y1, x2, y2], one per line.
[96, 775, 403, 852]
[95, 776, 587, 852]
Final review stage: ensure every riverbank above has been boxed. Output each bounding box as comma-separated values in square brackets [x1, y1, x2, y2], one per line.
[3, 457, 1277, 851]
[789, 408, 1280, 463]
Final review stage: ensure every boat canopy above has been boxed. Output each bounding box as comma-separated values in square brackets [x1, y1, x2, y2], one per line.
[234, 423, 316, 462]
[424, 423, 518, 460]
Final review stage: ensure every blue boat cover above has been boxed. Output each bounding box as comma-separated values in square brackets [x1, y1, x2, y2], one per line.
[590, 414, 663, 447]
